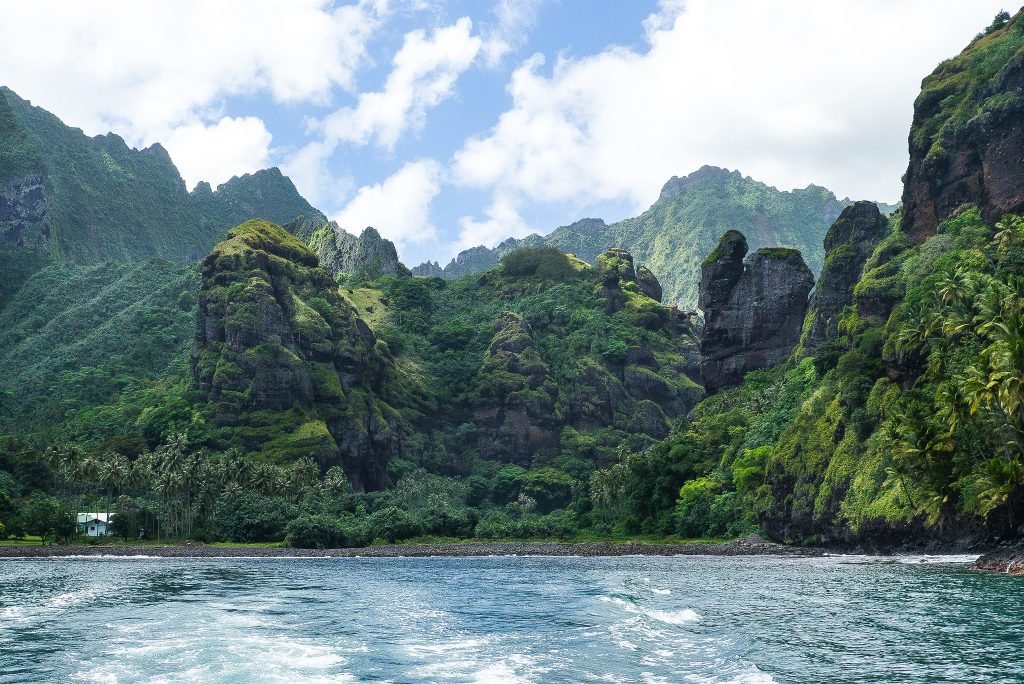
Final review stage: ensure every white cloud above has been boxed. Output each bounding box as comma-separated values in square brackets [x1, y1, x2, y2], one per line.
[480, 0, 546, 66]
[281, 140, 355, 213]
[163, 116, 273, 190]
[455, 194, 532, 253]
[452, 0, 1009, 243]
[320, 17, 482, 149]
[334, 159, 443, 247]
[0, 0, 388, 180]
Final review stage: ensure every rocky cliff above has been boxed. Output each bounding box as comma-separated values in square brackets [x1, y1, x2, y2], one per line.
[901, 11, 1024, 242]
[802, 201, 888, 353]
[192, 219, 405, 491]
[699, 231, 814, 392]
[306, 222, 410, 280]
[471, 312, 559, 464]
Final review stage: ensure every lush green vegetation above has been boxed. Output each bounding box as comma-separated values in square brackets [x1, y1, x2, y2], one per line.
[1, 13, 1021, 548]
[2, 208, 1021, 548]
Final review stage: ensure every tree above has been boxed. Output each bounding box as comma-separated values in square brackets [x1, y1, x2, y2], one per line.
[22, 495, 75, 543]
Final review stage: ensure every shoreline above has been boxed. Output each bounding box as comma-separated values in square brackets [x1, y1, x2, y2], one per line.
[0, 539, 824, 559]
[974, 547, 1024, 575]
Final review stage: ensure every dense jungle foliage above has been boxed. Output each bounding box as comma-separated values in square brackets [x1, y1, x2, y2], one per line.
[1, 11, 1021, 548]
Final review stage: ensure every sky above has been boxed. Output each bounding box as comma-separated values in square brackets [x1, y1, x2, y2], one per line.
[0, 1, 1012, 266]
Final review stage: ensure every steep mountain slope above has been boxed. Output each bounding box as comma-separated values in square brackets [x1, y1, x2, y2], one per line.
[901, 10, 1024, 242]
[619, 10, 1024, 545]
[0, 259, 198, 443]
[0, 86, 321, 263]
[415, 167, 870, 308]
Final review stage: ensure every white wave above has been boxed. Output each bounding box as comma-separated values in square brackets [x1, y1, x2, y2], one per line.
[827, 554, 980, 565]
[44, 590, 96, 610]
[646, 608, 700, 625]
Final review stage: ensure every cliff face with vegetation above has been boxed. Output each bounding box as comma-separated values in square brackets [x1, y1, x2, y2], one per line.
[192, 220, 405, 491]
[0, 86, 321, 264]
[901, 11, 1024, 242]
[802, 202, 889, 354]
[415, 167, 862, 308]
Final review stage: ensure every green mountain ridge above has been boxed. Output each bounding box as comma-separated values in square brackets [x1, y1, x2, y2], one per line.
[415, 166, 897, 308]
[0, 86, 323, 264]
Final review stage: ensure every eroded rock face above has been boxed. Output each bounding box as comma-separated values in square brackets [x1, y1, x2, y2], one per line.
[594, 248, 664, 311]
[901, 14, 1024, 242]
[472, 312, 559, 464]
[0, 173, 50, 250]
[635, 266, 663, 302]
[804, 202, 888, 353]
[192, 219, 403, 491]
[307, 222, 410, 279]
[699, 231, 814, 392]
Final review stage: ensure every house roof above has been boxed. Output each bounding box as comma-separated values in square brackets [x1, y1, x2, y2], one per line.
[77, 513, 114, 524]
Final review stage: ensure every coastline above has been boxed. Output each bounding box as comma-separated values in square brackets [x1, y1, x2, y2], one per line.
[0, 538, 825, 559]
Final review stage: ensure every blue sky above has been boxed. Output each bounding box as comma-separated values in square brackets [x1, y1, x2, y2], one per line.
[0, 1, 1011, 266]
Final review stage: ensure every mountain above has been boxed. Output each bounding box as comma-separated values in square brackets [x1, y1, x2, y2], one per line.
[414, 167, 892, 308]
[0, 86, 322, 264]
[1, 11, 1021, 550]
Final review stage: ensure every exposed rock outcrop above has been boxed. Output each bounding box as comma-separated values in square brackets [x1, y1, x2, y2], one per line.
[0, 173, 50, 250]
[975, 548, 1024, 575]
[803, 202, 888, 353]
[472, 312, 559, 464]
[411, 260, 443, 277]
[306, 221, 410, 280]
[699, 231, 814, 392]
[192, 219, 405, 491]
[635, 265, 663, 302]
[901, 11, 1024, 242]
[594, 248, 664, 311]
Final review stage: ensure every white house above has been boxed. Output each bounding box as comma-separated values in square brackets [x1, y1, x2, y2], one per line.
[77, 513, 113, 537]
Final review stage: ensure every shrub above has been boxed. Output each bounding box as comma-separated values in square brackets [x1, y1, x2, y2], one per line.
[212, 492, 297, 543]
[500, 247, 576, 281]
[285, 514, 347, 549]
[365, 506, 421, 543]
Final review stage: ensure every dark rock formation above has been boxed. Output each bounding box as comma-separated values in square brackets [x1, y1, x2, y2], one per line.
[803, 202, 888, 353]
[192, 219, 404, 491]
[306, 221, 410, 280]
[975, 548, 1024, 575]
[901, 12, 1024, 242]
[699, 231, 814, 392]
[635, 265, 663, 302]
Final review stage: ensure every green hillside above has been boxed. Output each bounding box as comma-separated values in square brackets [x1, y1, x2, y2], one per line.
[0, 86, 322, 264]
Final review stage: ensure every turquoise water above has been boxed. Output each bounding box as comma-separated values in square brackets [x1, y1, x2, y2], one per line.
[0, 554, 1020, 683]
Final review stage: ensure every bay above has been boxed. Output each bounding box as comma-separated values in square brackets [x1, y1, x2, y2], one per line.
[0, 555, 1020, 683]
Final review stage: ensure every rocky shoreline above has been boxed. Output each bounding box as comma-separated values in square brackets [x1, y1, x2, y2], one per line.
[974, 548, 1024, 575]
[0, 538, 824, 559]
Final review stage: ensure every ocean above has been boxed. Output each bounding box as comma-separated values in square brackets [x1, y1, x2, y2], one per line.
[0, 554, 1020, 682]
